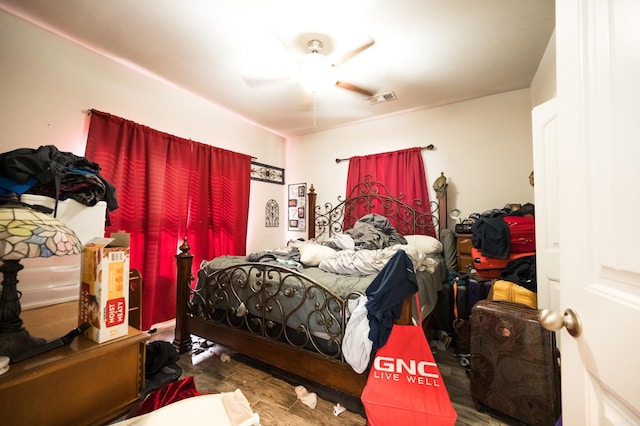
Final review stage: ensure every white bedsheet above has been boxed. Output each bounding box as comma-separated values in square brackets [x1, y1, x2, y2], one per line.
[114, 390, 260, 426]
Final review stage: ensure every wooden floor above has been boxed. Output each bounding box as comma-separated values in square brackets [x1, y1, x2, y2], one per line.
[175, 342, 520, 425]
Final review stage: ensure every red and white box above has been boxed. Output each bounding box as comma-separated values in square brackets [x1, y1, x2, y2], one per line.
[78, 232, 130, 343]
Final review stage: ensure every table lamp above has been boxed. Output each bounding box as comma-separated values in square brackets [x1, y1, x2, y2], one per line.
[0, 201, 83, 360]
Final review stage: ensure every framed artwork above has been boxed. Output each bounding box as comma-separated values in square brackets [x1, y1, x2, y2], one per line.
[265, 199, 279, 227]
[250, 161, 285, 185]
[288, 183, 306, 231]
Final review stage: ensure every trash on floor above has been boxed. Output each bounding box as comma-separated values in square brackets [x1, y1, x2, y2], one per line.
[295, 385, 318, 409]
[189, 335, 234, 365]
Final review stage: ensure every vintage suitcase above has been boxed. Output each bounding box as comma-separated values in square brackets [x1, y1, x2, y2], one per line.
[471, 247, 535, 279]
[503, 215, 536, 253]
[469, 300, 561, 426]
[489, 279, 537, 309]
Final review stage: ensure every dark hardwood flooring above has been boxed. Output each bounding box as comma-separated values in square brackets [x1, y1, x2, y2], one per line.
[173, 341, 520, 425]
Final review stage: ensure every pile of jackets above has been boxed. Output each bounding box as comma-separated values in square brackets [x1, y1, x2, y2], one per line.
[0, 145, 117, 215]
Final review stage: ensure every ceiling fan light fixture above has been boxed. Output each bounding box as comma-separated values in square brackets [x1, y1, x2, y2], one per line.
[299, 52, 336, 94]
[297, 41, 337, 94]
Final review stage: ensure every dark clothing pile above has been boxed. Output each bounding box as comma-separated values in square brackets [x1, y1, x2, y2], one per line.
[472, 216, 510, 258]
[470, 205, 534, 259]
[499, 255, 537, 292]
[0, 145, 118, 215]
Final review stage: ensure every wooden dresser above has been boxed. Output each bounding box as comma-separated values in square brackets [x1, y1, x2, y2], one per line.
[456, 233, 474, 273]
[0, 302, 147, 426]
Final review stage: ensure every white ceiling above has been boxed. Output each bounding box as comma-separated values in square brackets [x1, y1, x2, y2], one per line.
[0, 0, 555, 138]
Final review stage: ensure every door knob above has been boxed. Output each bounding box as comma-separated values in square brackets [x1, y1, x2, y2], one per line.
[539, 308, 582, 337]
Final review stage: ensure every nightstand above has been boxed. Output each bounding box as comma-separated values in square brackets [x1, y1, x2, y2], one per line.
[456, 233, 473, 273]
[0, 301, 148, 425]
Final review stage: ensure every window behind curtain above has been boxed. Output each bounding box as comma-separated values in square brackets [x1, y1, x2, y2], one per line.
[85, 110, 251, 329]
[345, 147, 435, 237]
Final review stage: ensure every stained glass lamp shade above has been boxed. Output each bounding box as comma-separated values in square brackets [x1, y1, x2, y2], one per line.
[0, 204, 82, 360]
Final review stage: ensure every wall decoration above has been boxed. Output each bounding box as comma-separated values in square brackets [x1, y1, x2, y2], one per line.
[265, 199, 279, 227]
[288, 183, 306, 231]
[251, 161, 285, 185]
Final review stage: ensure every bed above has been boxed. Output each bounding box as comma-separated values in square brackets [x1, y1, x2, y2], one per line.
[172, 175, 449, 400]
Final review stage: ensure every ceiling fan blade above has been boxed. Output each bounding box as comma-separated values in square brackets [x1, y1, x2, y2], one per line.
[335, 81, 376, 97]
[332, 39, 375, 67]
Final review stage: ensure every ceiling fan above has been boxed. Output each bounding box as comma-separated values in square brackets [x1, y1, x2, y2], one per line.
[244, 37, 377, 98]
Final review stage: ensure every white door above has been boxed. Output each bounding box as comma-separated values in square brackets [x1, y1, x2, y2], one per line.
[531, 98, 560, 320]
[556, 0, 640, 423]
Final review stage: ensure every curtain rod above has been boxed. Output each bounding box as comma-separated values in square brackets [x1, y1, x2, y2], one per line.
[335, 144, 435, 164]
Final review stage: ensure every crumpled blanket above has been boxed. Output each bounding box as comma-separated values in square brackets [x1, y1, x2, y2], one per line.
[321, 233, 356, 251]
[344, 213, 407, 250]
[245, 246, 303, 270]
[319, 244, 437, 276]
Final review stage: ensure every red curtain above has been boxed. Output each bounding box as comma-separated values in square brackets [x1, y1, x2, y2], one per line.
[85, 110, 251, 330]
[345, 147, 435, 237]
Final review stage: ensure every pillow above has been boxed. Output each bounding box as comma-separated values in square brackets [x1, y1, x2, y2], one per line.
[299, 244, 337, 266]
[403, 235, 443, 254]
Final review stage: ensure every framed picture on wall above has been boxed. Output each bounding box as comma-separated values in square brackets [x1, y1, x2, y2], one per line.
[250, 161, 285, 185]
[288, 183, 306, 231]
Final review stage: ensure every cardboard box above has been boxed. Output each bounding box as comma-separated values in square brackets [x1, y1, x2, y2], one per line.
[78, 232, 130, 343]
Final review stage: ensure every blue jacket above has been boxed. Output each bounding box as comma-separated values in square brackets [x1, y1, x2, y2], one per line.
[366, 249, 418, 357]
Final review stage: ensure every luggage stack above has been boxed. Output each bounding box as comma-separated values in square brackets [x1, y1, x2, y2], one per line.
[469, 300, 561, 425]
[433, 274, 492, 355]
[471, 247, 534, 279]
[433, 206, 539, 357]
[470, 213, 536, 279]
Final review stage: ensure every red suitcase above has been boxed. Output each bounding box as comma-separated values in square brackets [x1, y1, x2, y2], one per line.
[503, 215, 536, 253]
[471, 247, 534, 279]
[469, 300, 561, 426]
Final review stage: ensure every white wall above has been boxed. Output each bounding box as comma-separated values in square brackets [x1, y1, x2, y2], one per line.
[284, 30, 559, 241]
[0, 11, 286, 254]
[530, 30, 557, 108]
[285, 89, 536, 237]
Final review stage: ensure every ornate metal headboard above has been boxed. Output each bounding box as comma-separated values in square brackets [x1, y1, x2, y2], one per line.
[307, 174, 448, 241]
